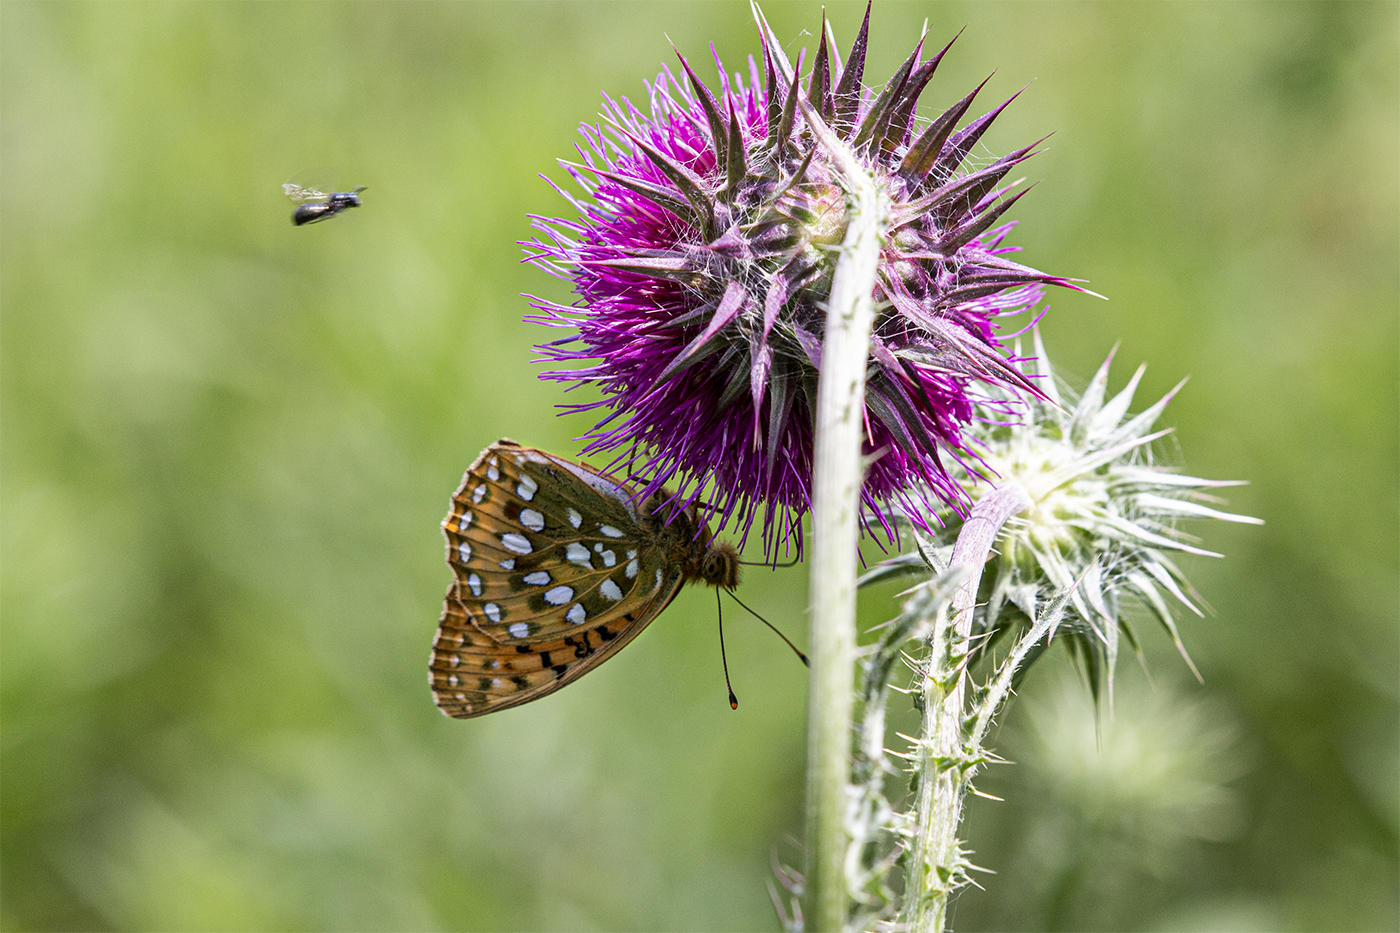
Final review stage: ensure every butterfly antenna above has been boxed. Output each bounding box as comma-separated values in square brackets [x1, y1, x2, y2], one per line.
[724, 590, 810, 668]
[717, 589, 739, 709]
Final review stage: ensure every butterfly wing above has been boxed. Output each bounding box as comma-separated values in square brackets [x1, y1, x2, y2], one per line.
[430, 439, 686, 718]
[431, 577, 684, 717]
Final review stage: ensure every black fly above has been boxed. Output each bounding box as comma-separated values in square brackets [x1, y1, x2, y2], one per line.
[284, 183, 366, 225]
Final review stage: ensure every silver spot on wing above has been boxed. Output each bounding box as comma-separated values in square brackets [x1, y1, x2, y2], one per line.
[543, 585, 574, 606]
[500, 533, 533, 554]
[566, 543, 592, 568]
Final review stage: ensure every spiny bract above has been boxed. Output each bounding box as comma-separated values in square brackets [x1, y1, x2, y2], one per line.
[874, 333, 1264, 701]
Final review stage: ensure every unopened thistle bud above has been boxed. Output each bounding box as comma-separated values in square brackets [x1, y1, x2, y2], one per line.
[934, 334, 1264, 696]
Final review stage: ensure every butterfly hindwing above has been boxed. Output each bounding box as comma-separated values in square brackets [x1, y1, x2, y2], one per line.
[431, 575, 685, 717]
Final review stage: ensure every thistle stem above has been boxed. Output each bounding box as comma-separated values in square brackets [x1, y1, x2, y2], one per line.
[803, 124, 886, 932]
[901, 481, 1031, 933]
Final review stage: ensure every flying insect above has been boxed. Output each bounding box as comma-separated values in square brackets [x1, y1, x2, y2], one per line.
[284, 183, 366, 225]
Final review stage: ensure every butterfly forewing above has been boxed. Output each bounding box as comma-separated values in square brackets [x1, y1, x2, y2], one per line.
[431, 439, 691, 718]
[443, 442, 674, 640]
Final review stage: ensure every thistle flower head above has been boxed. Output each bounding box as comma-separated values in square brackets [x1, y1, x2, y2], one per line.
[526, 4, 1082, 552]
[917, 334, 1263, 698]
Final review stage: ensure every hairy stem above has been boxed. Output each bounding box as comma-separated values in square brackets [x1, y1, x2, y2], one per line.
[901, 482, 1031, 933]
[803, 112, 886, 933]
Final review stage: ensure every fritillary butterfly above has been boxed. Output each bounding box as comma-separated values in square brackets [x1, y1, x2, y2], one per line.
[430, 438, 739, 718]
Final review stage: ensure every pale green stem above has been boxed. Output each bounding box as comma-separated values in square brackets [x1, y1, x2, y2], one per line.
[968, 576, 1067, 749]
[802, 110, 886, 932]
[901, 481, 1031, 933]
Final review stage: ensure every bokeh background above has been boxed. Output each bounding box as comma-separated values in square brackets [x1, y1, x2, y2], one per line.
[3, 2, 1395, 930]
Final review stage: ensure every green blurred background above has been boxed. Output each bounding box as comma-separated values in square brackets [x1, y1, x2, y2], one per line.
[2, 2, 1395, 930]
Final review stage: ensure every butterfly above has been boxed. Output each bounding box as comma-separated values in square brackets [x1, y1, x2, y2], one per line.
[429, 438, 740, 718]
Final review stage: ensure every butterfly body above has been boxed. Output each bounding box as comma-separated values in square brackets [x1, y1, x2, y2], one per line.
[431, 439, 738, 718]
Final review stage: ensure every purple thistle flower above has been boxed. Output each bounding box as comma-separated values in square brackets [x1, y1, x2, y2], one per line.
[526, 5, 1083, 553]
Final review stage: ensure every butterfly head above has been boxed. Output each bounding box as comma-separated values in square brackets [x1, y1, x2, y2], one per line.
[699, 539, 741, 589]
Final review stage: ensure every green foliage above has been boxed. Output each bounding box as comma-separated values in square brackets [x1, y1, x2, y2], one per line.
[3, 2, 1395, 931]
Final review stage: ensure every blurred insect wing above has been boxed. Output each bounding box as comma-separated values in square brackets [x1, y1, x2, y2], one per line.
[282, 182, 329, 202]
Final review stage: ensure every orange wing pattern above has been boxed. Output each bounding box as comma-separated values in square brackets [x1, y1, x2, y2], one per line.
[429, 439, 689, 718]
